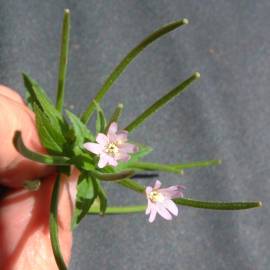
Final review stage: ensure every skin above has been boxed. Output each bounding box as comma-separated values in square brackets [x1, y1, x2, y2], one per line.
[0, 86, 76, 269]
[0, 85, 55, 188]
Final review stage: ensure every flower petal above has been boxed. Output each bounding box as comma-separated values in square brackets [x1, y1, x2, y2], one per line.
[154, 180, 162, 189]
[156, 203, 172, 220]
[83, 142, 103, 155]
[107, 156, 118, 167]
[119, 143, 138, 154]
[149, 208, 157, 223]
[108, 122, 118, 135]
[98, 154, 109, 168]
[145, 186, 152, 195]
[145, 199, 153, 215]
[164, 199, 178, 216]
[96, 133, 109, 146]
[115, 131, 128, 143]
[116, 152, 130, 162]
[160, 185, 185, 199]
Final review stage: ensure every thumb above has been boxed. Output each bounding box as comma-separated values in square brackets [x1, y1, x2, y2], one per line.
[0, 86, 55, 188]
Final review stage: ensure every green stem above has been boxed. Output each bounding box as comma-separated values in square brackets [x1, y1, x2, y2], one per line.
[49, 174, 67, 270]
[89, 205, 146, 214]
[81, 19, 189, 124]
[13, 131, 70, 165]
[125, 72, 200, 132]
[56, 9, 70, 112]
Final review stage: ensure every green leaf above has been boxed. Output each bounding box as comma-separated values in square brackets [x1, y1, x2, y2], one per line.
[121, 160, 221, 174]
[65, 110, 94, 145]
[23, 73, 69, 154]
[174, 198, 262, 210]
[13, 131, 70, 165]
[81, 19, 189, 124]
[56, 9, 70, 112]
[92, 170, 135, 181]
[105, 103, 124, 133]
[96, 180, 108, 215]
[172, 159, 222, 170]
[72, 173, 98, 229]
[49, 174, 68, 270]
[94, 100, 107, 134]
[125, 72, 200, 132]
[23, 73, 62, 119]
[34, 104, 67, 153]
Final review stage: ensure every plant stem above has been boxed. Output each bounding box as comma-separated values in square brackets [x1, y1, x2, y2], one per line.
[89, 205, 146, 214]
[49, 174, 67, 270]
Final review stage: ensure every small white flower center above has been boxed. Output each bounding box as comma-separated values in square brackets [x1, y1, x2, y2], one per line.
[149, 190, 164, 203]
[105, 143, 119, 157]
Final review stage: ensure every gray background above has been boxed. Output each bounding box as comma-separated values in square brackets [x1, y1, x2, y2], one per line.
[0, 1, 269, 269]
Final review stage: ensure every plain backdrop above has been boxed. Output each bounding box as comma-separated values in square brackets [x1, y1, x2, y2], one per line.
[0, 1, 269, 269]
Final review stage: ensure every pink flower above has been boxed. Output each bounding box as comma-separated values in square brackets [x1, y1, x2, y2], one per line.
[145, 180, 185, 223]
[84, 122, 138, 168]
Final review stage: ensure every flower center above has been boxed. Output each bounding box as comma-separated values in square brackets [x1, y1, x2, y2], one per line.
[105, 143, 119, 156]
[149, 190, 164, 203]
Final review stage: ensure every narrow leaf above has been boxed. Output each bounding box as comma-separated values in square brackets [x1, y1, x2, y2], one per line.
[172, 159, 222, 170]
[96, 180, 108, 215]
[13, 131, 70, 165]
[49, 174, 67, 270]
[56, 9, 70, 112]
[125, 72, 200, 132]
[81, 19, 189, 124]
[174, 198, 262, 210]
